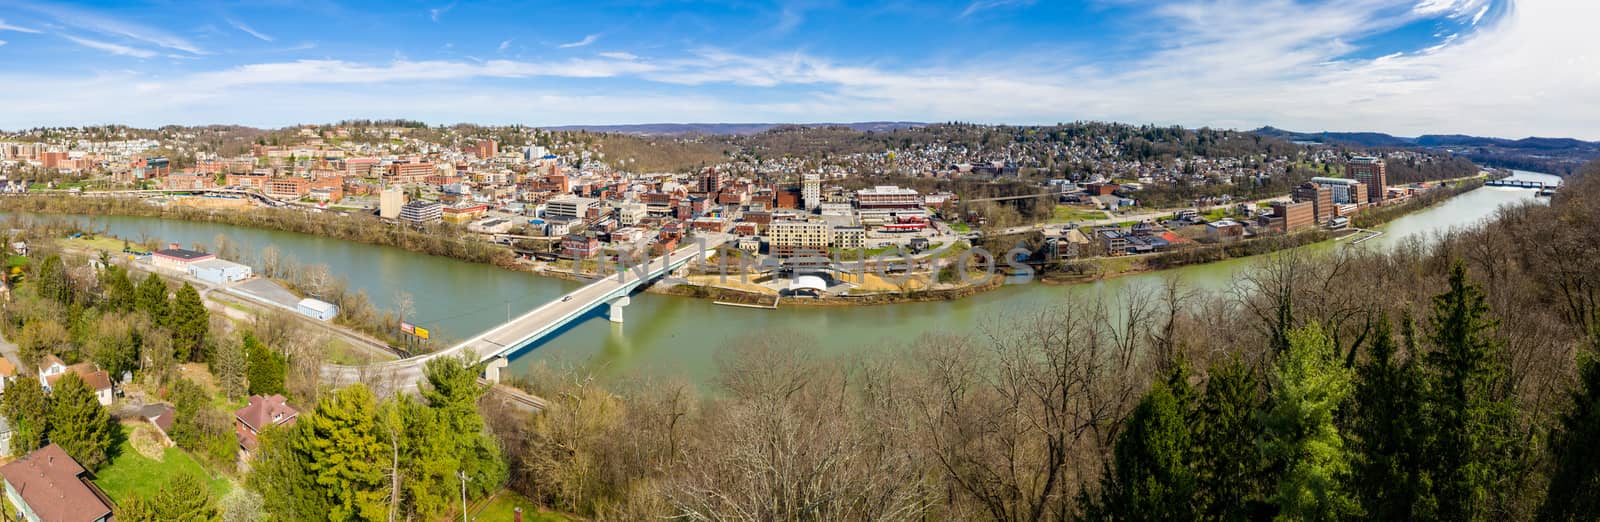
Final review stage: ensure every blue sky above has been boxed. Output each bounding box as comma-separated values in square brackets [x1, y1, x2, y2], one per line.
[0, 0, 1594, 139]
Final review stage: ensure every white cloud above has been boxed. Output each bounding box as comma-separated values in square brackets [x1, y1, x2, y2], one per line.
[558, 34, 600, 48]
[498, 39, 512, 52]
[227, 19, 274, 42]
[429, 3, 456, 22]
[0, 19, 42, 34]
[60, 34, 156, 58]
[3, 0, 1597, 141]
[0, 40, 6, 46]
[17, 1, 202, 54]
[960, 0, 1035, 18]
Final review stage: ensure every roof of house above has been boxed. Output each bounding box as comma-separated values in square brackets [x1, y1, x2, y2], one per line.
[235, 394, 298, 433]
[0, 357, 16, 377]
[154, 248, 213, 261]
[0, 444, 115, 522]
[40, 354, 66, 370]
[45, 364, 112, 392]
[143, 403, 176, 433]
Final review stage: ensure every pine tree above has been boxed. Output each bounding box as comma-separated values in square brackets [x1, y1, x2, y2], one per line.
[170, 283, 209, 361]
[1423, 263, 1517, 521]
[105, 265, 136, 311]
[1351, 314, 1435, 519]
[47, 372, 117, 470]
[152, 472, 218, 521]
[33, 254, 71, 305]
[295, 385, 389, 521]
[420, 355, 507, 501]
[214, 336, 249, 400]
[245, 333, 286, 396]
[1193, 357, 1266, 520]
[1537, 329, 1600, 521]
[1097, 380, 1196, 520]
[136, 273, 170, 326]
[1261, 324, 1358, 521]
[0, 377, 49, 453]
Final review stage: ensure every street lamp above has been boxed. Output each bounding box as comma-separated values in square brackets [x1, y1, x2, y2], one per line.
[457, 470, 472, 522]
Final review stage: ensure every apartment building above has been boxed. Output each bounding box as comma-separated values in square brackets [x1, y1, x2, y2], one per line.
[545, 196, 598, 221]
[1347, 157, 1388, 203]
[399, 201, 443, 225]
[768, 221, 831, 258]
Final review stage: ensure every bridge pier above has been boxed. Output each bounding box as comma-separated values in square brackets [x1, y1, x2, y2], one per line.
[608, 296, 631, 323]
[483, 356, 509, 383]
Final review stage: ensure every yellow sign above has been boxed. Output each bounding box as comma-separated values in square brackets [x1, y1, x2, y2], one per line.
[414, 326, 431, 340]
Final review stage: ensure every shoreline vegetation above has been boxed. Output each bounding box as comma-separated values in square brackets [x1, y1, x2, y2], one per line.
[0, 178, 1484, 317]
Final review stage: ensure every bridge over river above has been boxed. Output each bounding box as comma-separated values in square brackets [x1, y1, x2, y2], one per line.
[319, 235, 730, 393]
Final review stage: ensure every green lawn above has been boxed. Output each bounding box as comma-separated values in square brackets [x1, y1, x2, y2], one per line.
[949, 222, 972, 233]
[468, 490, 572, 522]
[1051, 206, 1106, 223]
[93, 425, 234, 504]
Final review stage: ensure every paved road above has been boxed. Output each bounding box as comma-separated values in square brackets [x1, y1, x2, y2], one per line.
[978, 195, 1294, 238]
[320, 237, 727, 389]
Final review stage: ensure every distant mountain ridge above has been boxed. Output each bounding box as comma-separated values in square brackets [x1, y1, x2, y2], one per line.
[541, 122, 925, 136]
[1252, 126, 1600, 174]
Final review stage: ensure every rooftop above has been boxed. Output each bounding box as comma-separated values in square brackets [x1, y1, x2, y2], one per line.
[154, 248, 213, 261]
[0, 444, 115, 522]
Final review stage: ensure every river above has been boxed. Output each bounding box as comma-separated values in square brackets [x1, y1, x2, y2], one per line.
[7, 171, 1562, 385]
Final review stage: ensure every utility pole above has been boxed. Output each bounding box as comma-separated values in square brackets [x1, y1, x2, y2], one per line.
[457, 470, 470, 522]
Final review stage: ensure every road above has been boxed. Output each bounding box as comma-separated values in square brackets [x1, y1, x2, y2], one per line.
[319, 236, 727, 389]
[977, 194, 1294, 238]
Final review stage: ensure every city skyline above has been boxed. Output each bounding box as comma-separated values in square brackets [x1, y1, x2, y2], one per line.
[1, 1, 1596, 140]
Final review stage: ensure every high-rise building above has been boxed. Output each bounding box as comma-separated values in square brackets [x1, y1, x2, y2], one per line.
[398, 201, 443, 225]
[475, 139, 497, 159]
[379, 188, 406, 219]
[802, 174, 821, 211]
[1347, 157, 1387, 202]
[700, 169, 723, 194]
[1269, 201, 1315, 233]
[1293, 182, 1334, 224]
[768, 221, 831, 258]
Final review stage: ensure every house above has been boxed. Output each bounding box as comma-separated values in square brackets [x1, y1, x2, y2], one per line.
[39, 357, 115, 406]
[0, 416, 12, 458]
[0, 357, 16, 394]
[234, 394, 299, 456]
[143, 403, 177, 446]
[0, 444, 115, 522]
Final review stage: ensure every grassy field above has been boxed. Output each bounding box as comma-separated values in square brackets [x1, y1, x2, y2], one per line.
[62, 235, 145, 254]
[466, 490, 572, 522]
[949, 222, 972, 233]
[1051, 206, 1106, 223]
[93, 425, 234, 504]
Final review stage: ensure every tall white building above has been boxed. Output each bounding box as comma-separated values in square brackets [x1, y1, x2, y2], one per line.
[802, 174, 821, 211]
[545, 196, 598, 220]
[379, 188, 406, 219]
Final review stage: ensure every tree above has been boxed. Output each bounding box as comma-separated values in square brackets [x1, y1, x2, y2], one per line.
[47, 372, 117, 471]
[1192, 357, 1266, 520]
[420, 355, 506, 501]
[1422, 263, 1517, 521]
[294, 385, 389, 521]
[105, 265, 136, 311]
[1351, 314, 1434, 519]
[33, 254, 71, 305]
[1097, 380, 1195, 520]
[119, 473, 218, 522]
[245, 333, 286, 396]
[1260, 324, 1358, 521]
[137, 273, 169, 325]
[1538, 330, 1600, 521]
[171, 283, 209, 362]
[0, 377, 49, 453]
[214, 335, 249, 400]
[88, 312, 142, 379]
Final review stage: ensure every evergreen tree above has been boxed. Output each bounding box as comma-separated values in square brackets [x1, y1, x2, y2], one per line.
[170, 283, 209, 361]
[1537, 329, 1600, 521]
[1351, 314, 1435, 519]
[104, 265, 136, 311]
[295, 385, 389, 521]
[33, 254, 71, 305]
[119, 473, 218, 522]
[245, 333, 286, 396]
[1193, 357, 1265, 520]
[214, 337, 249, 400]
[1097, 380, 1195, 520]
[136, 273, 169, 325]
[1423, 263, 1517, 521]
[248, 421, 325, 520]
[0, 377, 49, 453]
[420, 355, 507, 500]
[1261, 324, 1358, 521]
[47, 372, 117, 470]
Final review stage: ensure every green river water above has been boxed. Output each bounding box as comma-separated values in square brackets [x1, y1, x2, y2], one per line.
[9, 171, 1561, 384]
